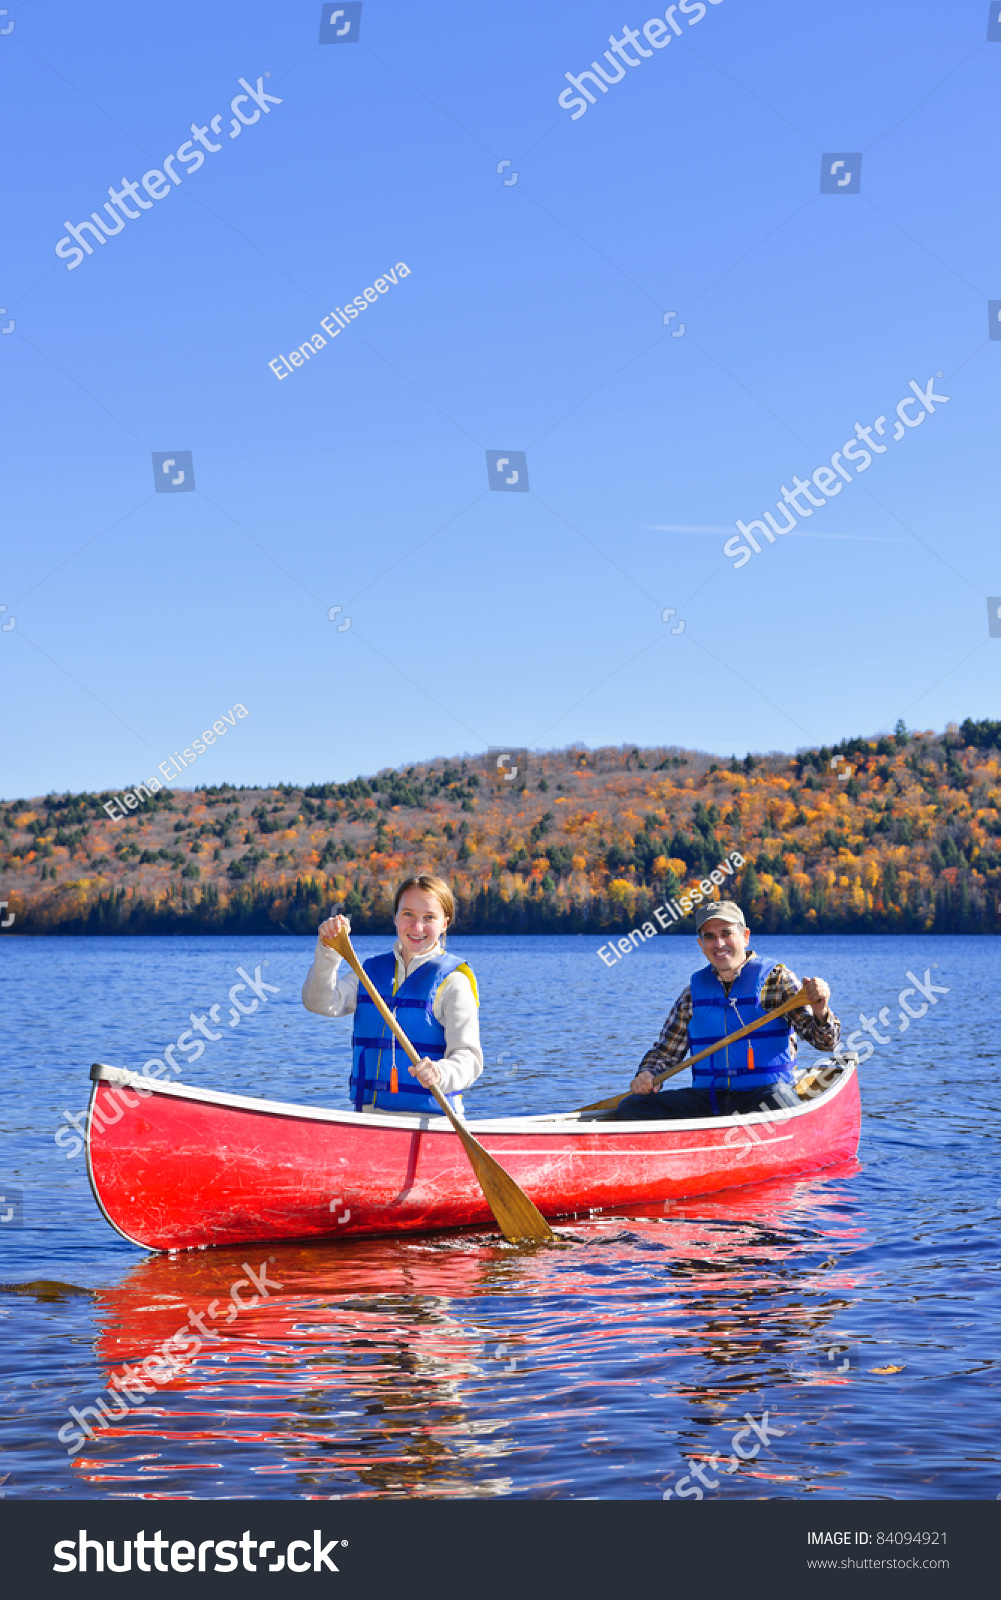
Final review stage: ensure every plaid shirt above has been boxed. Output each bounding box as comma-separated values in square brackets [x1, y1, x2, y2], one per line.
[638, 952, 841, 1077]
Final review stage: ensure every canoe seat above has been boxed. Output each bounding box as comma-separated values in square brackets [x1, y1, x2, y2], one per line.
[796, 1065, 844, 1100]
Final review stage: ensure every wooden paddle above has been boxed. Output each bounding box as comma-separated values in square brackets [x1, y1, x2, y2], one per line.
[323, 925, 554, 1244]
[579, 987, 812, 1114]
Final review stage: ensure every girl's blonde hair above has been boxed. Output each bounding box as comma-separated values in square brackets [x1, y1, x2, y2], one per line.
[393, 874, 455, 927]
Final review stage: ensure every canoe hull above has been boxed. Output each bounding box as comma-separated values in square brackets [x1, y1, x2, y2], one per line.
[86, 1062, 861, 1252]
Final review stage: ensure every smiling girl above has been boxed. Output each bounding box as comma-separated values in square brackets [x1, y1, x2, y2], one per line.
[301, 874, 482, 1115]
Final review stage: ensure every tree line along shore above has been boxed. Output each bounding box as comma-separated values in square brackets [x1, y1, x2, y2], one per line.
[3, 719, 1001, 937]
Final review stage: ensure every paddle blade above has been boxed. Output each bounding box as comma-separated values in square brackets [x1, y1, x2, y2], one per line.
[456, 1125, 555, 1242]
[434, 1087, 553, 1241]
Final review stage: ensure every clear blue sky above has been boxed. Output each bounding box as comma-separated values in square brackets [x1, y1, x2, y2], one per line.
[2, 0, 999, 799]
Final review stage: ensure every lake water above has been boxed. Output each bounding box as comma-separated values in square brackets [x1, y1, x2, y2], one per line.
[1, 933, 998, 1501]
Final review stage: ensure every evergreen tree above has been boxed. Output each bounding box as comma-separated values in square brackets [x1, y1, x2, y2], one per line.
[740, 863, 761, 903]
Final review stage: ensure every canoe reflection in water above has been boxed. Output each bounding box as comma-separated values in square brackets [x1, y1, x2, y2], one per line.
[75, 1163, 864, 1499]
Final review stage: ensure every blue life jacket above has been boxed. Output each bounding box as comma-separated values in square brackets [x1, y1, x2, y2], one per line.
[350, 948, 476, 1115]
[688, 955, 797, 1112]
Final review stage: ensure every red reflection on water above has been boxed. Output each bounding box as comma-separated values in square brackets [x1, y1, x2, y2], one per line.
[73, 1163, 863, 1498]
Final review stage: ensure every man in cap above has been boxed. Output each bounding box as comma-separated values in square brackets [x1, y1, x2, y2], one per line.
[610, 900, 840, 1120]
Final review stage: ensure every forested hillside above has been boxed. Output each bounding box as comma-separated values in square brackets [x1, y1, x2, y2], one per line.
[3, 719, 1001, 936]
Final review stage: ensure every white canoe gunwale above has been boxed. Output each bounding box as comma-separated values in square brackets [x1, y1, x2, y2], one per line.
[88, 1055, 859, 1139]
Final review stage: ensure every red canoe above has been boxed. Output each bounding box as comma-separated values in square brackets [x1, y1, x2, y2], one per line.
[85, 1057, 861, 1253]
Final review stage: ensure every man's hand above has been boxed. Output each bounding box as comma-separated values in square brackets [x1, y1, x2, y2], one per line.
[801, 976, 831, 1020]
[318, 913, 350, 947]
[628, 1069, 658, 1095]
[409, 1056, 442, 1090]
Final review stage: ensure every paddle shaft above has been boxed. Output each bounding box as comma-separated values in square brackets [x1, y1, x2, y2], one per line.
[321, 930, 554, 1242]
[581, 986, 811, 1114]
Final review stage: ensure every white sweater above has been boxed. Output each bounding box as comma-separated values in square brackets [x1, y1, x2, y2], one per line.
[300, 936, 483, 1094]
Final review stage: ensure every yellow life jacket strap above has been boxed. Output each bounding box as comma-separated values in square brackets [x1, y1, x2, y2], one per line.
[453, 962, 479, 1006]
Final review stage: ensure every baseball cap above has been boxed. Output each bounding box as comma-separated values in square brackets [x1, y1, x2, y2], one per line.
[695, 900, 746, 932]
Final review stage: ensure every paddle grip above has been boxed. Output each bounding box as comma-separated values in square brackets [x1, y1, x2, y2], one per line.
[322, 935, 423, 1068]
[322, 932, 456, 1121]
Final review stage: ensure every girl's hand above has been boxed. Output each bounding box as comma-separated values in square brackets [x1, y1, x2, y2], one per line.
[319, 913, 350, 947]
[409, 1056, 442, 1090]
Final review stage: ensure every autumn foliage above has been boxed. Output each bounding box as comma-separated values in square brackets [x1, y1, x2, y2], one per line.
[3, 719, 1001, 936]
